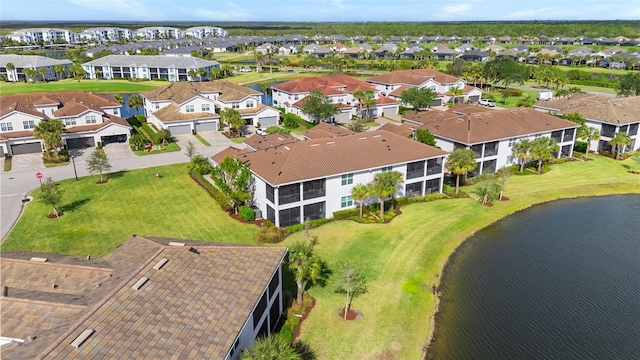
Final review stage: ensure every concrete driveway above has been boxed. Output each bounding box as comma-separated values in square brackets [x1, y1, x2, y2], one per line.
[10, 153, 45, 171]
[102, 143, 135, 160]
[173, 132, 245, 158]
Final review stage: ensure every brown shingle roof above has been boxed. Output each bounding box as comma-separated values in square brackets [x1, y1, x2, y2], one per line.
[367, 69, 461, 86]
[534, 93, 640, 125]
[0, 130, 35, 140]
[404, 107, 579, 144]
[0, 236, 286, 360]
[141, 81, 261, 104]
[214, 129, 447, 186]
[378, 122, 414, 138]
[302, 122, 354, 139]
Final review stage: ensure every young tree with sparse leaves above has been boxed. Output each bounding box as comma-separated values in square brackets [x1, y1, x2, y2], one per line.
[288, 225, 326, 306]
[210, 156, 253, 213]
[38, 177, 64, 218]
[185, 140, 197, 158]
[333, 262, 368, 320]
[86, 149, 112, 183]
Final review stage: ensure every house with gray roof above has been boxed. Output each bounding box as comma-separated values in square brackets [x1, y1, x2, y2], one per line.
[0, 54, 72, 82]
[82, 55, 220, 81]
[0, 235, 286, 360]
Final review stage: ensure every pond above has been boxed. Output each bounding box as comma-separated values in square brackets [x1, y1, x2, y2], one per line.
[428, 195, 640, 360]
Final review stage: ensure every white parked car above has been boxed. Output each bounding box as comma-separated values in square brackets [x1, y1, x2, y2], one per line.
[256, 128, 267, 136]
[479, 98, 496, 107]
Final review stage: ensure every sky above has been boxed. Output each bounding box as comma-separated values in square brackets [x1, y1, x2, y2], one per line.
[0, 0, 639, 22]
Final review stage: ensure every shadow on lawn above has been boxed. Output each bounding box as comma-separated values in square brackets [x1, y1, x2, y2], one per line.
[60, 198, 90, 213]
[107, 171, 126, 180]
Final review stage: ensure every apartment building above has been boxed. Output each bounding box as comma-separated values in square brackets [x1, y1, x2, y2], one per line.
[82, 55, 220, 81]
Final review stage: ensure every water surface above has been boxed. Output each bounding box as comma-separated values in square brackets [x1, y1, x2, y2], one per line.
[429, 195, 640, 360]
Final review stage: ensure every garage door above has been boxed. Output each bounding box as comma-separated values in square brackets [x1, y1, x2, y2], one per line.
[243, 117, 253, 126]
[195, 121, 217, 133]
[431, 98, 443, 107]
[169, 124, 191, 135]
[259, 116, 278, 127]
[11, 142, 42, 155]
[469, 95, 480, 103]
[382, 106, 398, 115]
[101, 134, 128, 145]
[67, 137, 94, 149]
[0, 146, 4, 158]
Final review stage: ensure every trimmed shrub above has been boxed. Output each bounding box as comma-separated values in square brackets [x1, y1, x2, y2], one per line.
[509, 89, 523, 96]
[551, 158, 567, 165]
[284, 223, 305, 235]
[256, 224, 283, 243]
[481, 94, 496, 101]
[574, 141, 588, 153]
[279, 324, 293, 344]
[282, 113, 303, 128]
[238, 206, 255, 221]
[333, 208, 360, 220]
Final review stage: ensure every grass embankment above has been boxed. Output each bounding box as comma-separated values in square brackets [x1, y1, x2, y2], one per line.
[0, 79, 167, 95]
[1, 155, 638, 358]
[194, 134, 211, 146]
[280, 155, 639, 359]
[0, 163, 258, 256]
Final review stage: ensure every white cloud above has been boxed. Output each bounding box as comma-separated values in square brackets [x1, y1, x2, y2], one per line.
[443, 3, 472, 14]
[501, 7, 557, 20]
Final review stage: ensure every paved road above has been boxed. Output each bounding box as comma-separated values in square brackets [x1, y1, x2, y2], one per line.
[0, 131, 241, 241]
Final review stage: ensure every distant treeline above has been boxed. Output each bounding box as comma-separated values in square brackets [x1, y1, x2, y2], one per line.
[1, 21, 639, 38]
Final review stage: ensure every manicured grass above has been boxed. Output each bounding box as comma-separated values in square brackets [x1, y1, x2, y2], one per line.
[1, 163, 258, 256]
[194, 134, 211, 146]
[0, 79, 167, 95]
[132, 142, 180, 156]
[230, 136, 247, 144]
[3, 157, 12, 172]
[2, 155, 638, 358]
[280, 155, 640, 359]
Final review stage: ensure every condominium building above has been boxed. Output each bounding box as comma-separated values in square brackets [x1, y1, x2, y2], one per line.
[82, 55, 220, 81]
[0, 54, 72, 82]
[212, 126, 448, 227]
[8, 28, 81, 44]
[80, 27, 135, 42]
[135, 27, 183, 40]
[185, 26, 228, 38]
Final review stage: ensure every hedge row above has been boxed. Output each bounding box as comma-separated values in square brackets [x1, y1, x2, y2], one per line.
[189, 171, 230, 211]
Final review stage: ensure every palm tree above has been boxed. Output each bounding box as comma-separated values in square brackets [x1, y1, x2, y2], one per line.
[609, 132, 632, 160]
[351, 183, 369, 218]
[577, 126, 600, 159]
[512, 139, 533, 172]
[530, 137, 559, 173]
[94, 68, 102, 79]
[127, 95, 144, 118]
[69, 63, 85, 81]
[260, 82, 271, 103]
[220, 108, 244, 134]
[288, 240, 324, 305]
[197, 68, 207, 81]
[220, 64, 233, 78]
[254, 51, 264, 72]
[34, 119, 65, 154]
[6, 62, 15, 81]
[352, 90, 365, 118]
[446, 148, 477, 194]
[54, 64, 65, 80]
[187, 69, 197, 81]
[447, 87, 464, 104]
[38, 68, 47, 82]
[362, 90, 377, 121]
[371, 171, 403, 217]
[240, 335, 300, 360]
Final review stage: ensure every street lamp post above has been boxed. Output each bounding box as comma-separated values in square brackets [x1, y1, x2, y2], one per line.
[71, 156, 78, 181]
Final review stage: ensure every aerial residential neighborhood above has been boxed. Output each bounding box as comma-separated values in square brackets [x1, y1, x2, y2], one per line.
[1, 4, 640, 359]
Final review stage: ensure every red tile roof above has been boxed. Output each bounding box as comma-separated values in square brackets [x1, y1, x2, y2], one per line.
[0, 91, 121, 120]
[272, 74, 376, 95]
[367, 69, 462, 86]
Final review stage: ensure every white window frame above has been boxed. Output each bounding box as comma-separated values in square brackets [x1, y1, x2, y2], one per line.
[246, 100, 254, 108]
[0, 122, 14, 131]
[508, 138, 517, 147]
[186, 105, 195, 113]
[381, 166, 393, 172]
[341, 195, 353, 208]
[23, 120, 35, 129]
[64, 118, 77, 126]
[154, 103, 160, 109]
[341, 173, 354, 186]
[85, 115, 97, 124]
[232, 102, 240, 109]
[201, 103, 210, 112]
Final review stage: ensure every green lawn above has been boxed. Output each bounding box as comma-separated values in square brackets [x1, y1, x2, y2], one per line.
[0, 79, 167, 95]
[132, 142, 181, 156]
[2, 155, 638, 359]
[0, 163, 258, 256]
[280, 155, 640, 359]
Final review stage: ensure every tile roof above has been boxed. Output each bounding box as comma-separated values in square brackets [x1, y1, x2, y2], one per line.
[0, 236, 286, 360]
[0, 91, 121, 120]
[0, 130, 35, 140]
[272, 74, 376, 95]
[404, 107, 579, 144]
[378, 122, 414, 138]
[243, 133, 298, 150]
[367, 69, 461, 87]
[213, 129, 447, 186]
[534, 93, 640, 125]
[82, 54, 220, 69]
[0, 54, 73, 68]
[142, 80, 261, 104]
[153, 104, 220, 122]
[302, 122, 354, 139]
